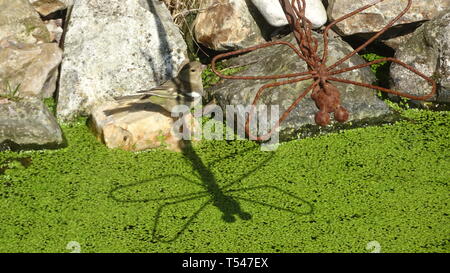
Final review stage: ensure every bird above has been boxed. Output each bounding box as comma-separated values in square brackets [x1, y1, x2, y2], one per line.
[114, 61, 206, 112]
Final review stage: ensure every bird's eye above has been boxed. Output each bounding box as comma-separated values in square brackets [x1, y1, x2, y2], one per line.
[190, 69, 196, 72]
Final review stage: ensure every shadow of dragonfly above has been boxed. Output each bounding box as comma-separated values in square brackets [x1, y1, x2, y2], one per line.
[110, 141, 313, 243]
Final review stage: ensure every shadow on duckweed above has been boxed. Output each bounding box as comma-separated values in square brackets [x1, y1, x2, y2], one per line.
[0, 156, 32, 175]
[110, 141, 313, 243]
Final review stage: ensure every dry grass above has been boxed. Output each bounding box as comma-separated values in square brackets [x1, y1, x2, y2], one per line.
[162, 0, 202, 26]
[162, 0, 224, 58]
[162, 0, 212, 58]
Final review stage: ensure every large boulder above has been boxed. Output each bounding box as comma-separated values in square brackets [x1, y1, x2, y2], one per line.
[327, 0, 450, 48]
[251, 0, 327, 28]
[0, 97, 63, 151]
[207, 33, 392, 141]
[194, 0, 266, 51]
[57, 0, 188, 122]
[0, 41, 62, 98]
[0, 0, 51, 44]
[391, 10, 450, 103]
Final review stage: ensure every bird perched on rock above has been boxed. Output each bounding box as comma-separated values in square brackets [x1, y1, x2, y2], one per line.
[114, 61, 206, 112]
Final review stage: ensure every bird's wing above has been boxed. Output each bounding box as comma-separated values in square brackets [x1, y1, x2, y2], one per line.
[137, 85, 176, 92]
[137, 88, 178, 99]
[114, 94, 149, 101]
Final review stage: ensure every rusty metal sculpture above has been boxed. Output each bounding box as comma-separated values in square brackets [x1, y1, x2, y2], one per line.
[211, 0, 436, 141]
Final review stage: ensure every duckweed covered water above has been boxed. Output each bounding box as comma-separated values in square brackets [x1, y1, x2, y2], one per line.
[0, 109, 449, 253]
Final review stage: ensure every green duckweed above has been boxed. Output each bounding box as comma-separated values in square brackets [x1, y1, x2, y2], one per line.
[0, 109, 449, 253]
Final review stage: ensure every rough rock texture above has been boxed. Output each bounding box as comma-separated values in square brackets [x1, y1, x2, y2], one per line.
[207, 33, 392, 141]
[0, 0, 51, 44]
[41, 67, 59, 98]
[327, 0, 450, 48]
[57, 0, 188, 122]
[194, 0, 266, 51]
[391, 10, 450, 103]
[44, 19, 63, 43]
[0, 97, 63, 151]
[31, 0, 67, 16]
[0, 41, 63, 98]
[29, 0, 72, 7]
[251, 0, 327, 28]
[90, 100, 200, 152]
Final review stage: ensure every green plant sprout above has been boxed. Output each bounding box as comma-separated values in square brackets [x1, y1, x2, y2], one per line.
[361, 53, 388, 73]
[202, 62, 247, 89]
[361, 53, 414, 110]
[44, 98, 57, 114]
[0, 80, 22, 101]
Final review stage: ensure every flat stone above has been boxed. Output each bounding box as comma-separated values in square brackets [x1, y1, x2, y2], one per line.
[29, 0, 73, 7]
[327, 0, 450, 48]
[31, 0, 67, 16]
[90, 100, 200, 152]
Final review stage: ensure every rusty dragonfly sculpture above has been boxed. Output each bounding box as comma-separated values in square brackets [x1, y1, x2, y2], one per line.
[211, 0, 436, 141]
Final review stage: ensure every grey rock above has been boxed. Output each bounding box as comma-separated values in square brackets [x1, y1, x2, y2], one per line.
[0, 42, 63, 98]
[0, 0, 51, 44]
[207, 33, 392, 141]
[327, 0, 450, 49]
[391, 9, 450, 103]
[57, 0, 188, 122]
[0, 97, 63, 151]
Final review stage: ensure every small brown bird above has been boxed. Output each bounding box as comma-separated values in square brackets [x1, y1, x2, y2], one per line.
[114, 61, 205, 111]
